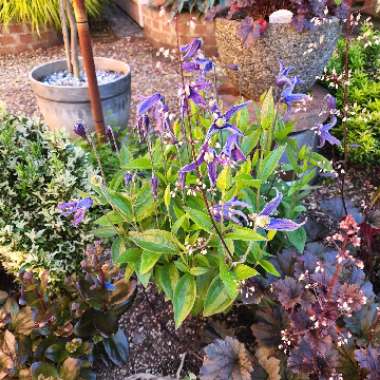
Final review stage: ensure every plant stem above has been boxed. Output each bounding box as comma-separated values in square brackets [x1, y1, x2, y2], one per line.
[66, 0, 81, 80]
[59, 0, 73, 74]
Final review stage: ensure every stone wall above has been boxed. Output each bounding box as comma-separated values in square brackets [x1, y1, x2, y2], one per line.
[142, 6, 217, 56]
[0, 24, 60, 56]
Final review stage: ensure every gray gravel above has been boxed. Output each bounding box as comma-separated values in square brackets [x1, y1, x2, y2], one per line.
[0, 35, 180, 126]
[42, 69, 123, 86]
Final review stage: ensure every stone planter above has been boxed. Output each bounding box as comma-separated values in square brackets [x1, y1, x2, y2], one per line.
[215, 17, 341, 99]
[30, 57, 131, 136]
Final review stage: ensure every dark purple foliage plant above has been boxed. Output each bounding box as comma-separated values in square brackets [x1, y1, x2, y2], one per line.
[202, 215, 380, 379]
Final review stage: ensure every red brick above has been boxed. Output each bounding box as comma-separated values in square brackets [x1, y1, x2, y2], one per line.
[142, 6, 216, 54]
[8, 24, 25, 33]
[0, 35, 16, 45]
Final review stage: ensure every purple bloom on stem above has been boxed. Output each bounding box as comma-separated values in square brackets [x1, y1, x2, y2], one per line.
[221, 133, 246, 162]
[151, 174, 159, 199]
[211, 197, 250, 226]
[58, 197, 93, 227]
[124, 172, 133, 186]
[206, 101, 248, 140]
[280, 77, 310, 115]
[137, 93, 163, 115]
[73, 121, 87, 138]
[253, 190, 305, 231]
[180, 38, 202, 60]
[136, 114, 150, 139]
[183, 57, 214, 74]
[179, 142, 220, 187]
[315, 116, 341, 148]
[276, 61, 294, 89]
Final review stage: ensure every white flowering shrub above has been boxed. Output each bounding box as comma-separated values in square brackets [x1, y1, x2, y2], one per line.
[0, 108, 94, 284]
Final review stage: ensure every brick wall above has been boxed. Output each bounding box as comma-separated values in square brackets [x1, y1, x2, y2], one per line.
[0, 23, 60, 56]
[143, 6, 217, 56]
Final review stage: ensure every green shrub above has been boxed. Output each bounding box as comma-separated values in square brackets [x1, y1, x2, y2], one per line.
[322, 20, 380, 165]
[0, 109, 94, 284]
[0, 0, 106, 33]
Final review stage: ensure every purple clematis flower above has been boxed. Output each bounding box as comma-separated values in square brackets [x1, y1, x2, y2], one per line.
[221, 133, 246, 162]
[137, 93, 164, 115]
[206, 101, 248, 140]
[280, 76, 310, 115]
[314, 116, 341, 148]
[276, 61, 294, 89]
[179, 142, 220, 188]
[180, 82, 208, 114]
[183, 57, 214, 74]
[58, 197, 93, 227]
[211, 197, 250, 225]
[251, 190, 305, 231]
[180, 38, 202, 60]
[124, 172, 133, 186]
[137, 93, 176, 143]
[73, 121, 87, 138]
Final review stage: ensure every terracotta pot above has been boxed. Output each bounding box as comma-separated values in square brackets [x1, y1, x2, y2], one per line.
[30, 57, 131, 137]
[215, 17, 341, 99]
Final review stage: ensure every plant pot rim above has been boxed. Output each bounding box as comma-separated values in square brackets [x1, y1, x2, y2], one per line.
[29, 56, 131, 90]
[29, 57, 131, 102]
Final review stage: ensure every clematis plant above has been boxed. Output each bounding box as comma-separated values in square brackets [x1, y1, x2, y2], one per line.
[81, 39, 336, 328]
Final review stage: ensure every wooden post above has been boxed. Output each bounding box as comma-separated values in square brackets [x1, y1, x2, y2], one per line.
[72, 0, 106, 139]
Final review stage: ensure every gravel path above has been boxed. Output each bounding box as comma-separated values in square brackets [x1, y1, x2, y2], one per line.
[0, 35, 180, 127]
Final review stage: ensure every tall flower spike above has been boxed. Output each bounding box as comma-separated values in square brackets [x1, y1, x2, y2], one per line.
[206, 101, 248, 140]
[58, 197, 93, 227]
[314, 116, 341, 148]
[211, 198, 250, 226]
[251, 190, 305, 231]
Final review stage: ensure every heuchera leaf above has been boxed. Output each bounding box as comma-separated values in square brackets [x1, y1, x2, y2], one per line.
[199, 337, 254, 380]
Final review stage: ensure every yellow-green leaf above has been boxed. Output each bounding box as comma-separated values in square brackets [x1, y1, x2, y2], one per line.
[173, 274, 196, 328]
